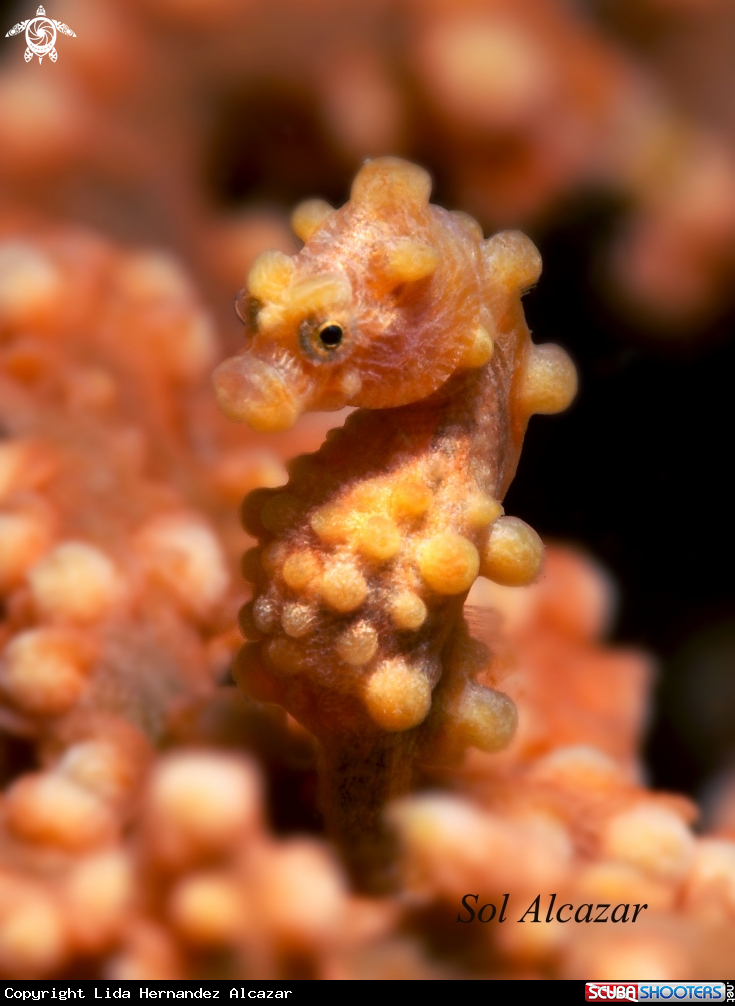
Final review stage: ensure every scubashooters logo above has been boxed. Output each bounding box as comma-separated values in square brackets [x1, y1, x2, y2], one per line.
[585, 984, 726, 1002]
[4, 5, 76, 64]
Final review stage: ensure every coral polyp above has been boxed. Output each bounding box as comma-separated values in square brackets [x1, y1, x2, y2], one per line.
[214, 157, 577, 884]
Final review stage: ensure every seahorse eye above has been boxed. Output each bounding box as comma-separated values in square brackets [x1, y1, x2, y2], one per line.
[318, 323, 343, 348]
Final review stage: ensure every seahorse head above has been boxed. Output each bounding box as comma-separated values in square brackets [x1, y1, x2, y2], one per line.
[213, 157, 496, 432]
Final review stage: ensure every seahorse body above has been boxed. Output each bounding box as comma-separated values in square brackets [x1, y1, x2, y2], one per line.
[213, 158, 576, 884]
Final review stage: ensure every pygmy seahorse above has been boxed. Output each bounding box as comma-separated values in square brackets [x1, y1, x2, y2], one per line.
[213, 157, 576, 887]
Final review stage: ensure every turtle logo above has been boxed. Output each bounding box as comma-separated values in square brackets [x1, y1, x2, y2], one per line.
[5, 5, 76, 64]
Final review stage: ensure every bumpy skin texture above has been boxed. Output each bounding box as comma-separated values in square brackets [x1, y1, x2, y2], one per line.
[213, 158, 576, 885]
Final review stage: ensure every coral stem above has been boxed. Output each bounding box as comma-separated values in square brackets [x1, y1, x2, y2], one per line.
[317, 730, 417, 892]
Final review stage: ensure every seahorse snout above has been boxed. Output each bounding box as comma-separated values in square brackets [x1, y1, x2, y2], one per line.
[212, 353, 304, 432]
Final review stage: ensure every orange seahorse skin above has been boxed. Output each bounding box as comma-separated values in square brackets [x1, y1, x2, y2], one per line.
[213, 157, 576, 882]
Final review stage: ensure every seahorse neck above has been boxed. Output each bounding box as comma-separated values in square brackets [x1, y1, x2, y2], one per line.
[337, 360, 517, 504]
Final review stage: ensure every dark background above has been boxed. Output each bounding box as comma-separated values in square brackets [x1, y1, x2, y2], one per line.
[516, 195, 735, 808]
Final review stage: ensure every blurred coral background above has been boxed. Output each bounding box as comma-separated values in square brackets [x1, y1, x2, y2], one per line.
[1, 0, 735, 980]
